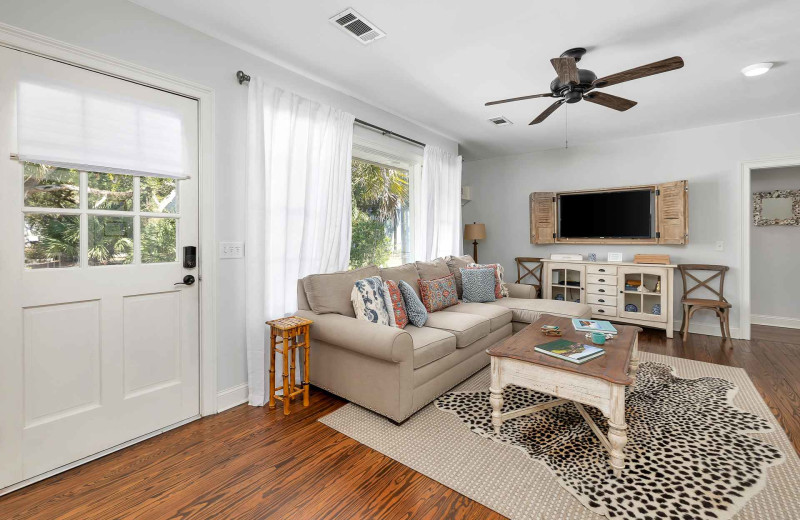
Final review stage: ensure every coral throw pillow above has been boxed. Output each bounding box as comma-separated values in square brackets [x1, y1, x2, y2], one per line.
[466, 263, 508, 298]
[351, 276, 391, 326]
[417, 274, 459, 313]
[383, 280, 409, 329]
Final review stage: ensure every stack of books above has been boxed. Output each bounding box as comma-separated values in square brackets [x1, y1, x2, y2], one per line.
[535, 339, 605, 364]
[571, 318, 618, 335]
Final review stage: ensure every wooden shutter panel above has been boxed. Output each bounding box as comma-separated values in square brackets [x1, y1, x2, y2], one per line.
[530, 192, 556, 244]
[657, 180, 688, 244]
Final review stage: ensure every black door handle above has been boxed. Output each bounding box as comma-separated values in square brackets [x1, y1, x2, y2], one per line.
[175, 275, 195, 286]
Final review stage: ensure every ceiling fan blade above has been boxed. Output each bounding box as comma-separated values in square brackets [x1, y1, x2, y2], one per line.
[529, 100, 565, 125]
[550, 57, 579, 85]
[485, 93, 553, 106]
[583, 92, 637, 111]
[592, 56, 684, 88]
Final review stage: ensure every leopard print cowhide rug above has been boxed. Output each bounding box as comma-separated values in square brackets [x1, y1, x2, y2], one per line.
[435, 362, 784, 520]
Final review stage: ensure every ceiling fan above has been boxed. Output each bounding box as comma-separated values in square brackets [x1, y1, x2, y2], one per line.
[485, 48, 684, 125]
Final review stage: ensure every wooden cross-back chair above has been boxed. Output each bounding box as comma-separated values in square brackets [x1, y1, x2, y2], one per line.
[677, 264, 731, 342]
[515, 257, 543, 298]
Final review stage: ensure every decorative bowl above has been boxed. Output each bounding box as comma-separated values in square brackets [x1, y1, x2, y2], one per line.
[625, 303, 639, 312]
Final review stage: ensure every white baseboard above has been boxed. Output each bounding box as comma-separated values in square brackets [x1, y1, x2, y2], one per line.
[672, 320, 742, 339]
[751, 314, 800, 330]
[217, 383, 249, 412]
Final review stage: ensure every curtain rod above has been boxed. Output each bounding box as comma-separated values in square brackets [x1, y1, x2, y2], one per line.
[236, 70, 426, 149]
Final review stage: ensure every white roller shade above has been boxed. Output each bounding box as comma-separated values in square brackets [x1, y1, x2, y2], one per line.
[17, 71, 195, 179]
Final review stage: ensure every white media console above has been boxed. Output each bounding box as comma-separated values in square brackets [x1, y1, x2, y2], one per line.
[541, 259, 676, 338]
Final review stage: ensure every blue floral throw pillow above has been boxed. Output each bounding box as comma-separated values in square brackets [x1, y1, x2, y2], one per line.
[351, 276, 391, 326]
[398, 280, 428, 327]
[460, 267, 497, 303]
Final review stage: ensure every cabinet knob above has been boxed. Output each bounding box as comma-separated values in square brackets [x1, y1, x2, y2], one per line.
[599, 269, 606, 273]
[598, 299, 605, 303]
[599, 289, 605, 293]
[598, 309, 605, 313]
[598, 278, 605, 283]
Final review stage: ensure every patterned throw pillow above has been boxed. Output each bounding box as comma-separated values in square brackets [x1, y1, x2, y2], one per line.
[351, 276, 391, 326]
[460, 267, 497, 303]
[466, 263, 508, 298]
[417, 274, 458, 313]
[398, 280, 427, 327]
[383, 280, 409, 329]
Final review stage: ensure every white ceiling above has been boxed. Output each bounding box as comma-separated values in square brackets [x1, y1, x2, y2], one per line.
[131, 0, 800, 161]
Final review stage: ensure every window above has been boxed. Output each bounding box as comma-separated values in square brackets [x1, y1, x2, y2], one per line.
[23, 162, 179, 269]
[350, 157, 411, 268]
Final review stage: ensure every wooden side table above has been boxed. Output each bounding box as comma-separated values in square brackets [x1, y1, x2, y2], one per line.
[266, 316, 313, 415]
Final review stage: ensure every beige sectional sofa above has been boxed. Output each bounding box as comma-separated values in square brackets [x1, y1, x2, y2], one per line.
[295, 257, 591, 422]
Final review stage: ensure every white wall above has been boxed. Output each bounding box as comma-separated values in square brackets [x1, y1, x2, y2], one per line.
[462, 113, 800, 337]
[0, 0, 458, 392]
[750, 166, 800, 323]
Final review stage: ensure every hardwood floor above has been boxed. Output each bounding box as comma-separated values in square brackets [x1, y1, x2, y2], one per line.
[2, 325, 799, 520]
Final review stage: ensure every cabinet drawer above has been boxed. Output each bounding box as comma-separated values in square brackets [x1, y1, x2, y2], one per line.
[590, 304, 618, 317]
[586, 265, 617, 276]
[586, 284, 615, 295]
[587, 274, 617, 286]
[587, 294, 617, 306]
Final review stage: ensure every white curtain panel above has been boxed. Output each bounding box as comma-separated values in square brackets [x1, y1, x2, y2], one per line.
[245, 78, 355, 406]
[413, 145, 463, 261]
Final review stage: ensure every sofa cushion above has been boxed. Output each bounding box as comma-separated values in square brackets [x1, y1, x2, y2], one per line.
[399, 280, 428, 327]
[302, 265, 380, 317]
[442, 302, 512, 332]
[489, 297, 592, 324]
[424, 312, 490, 348]
[418, 274, 459, 312]
[380, 263, 421, 298]
[405, 325, 457, 369]
[460, 267, 497, 303]
[444, 254, 474, 298]
[415, 258, 451, 280]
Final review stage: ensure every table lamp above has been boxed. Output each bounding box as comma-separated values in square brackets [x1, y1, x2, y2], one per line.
[464, 222, 486, 263]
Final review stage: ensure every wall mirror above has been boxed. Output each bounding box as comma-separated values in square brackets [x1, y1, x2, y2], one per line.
[753, 190, 800, 226]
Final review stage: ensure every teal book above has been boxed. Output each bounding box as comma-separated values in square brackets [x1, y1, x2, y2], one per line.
[534, 339, 606, 364]
[571, 318, 618, 334]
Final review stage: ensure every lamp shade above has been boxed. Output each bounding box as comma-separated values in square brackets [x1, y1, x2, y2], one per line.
[464, 222, 486, 241]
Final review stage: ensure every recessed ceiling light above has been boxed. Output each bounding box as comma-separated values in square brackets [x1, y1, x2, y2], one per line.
[741, 62, 773, 77]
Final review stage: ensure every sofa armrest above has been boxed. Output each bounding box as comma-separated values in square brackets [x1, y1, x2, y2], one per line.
[506, 283, 538, 299]
[295, 310, 412, 363]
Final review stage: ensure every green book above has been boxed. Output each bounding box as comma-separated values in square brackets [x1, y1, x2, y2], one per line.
[534, 339, 606, 364]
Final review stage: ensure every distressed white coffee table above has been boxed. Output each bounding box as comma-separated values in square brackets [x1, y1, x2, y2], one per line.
[487, 315, 640, 477]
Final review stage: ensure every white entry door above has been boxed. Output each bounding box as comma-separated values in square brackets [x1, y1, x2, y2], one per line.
[0, 46, 200, 489]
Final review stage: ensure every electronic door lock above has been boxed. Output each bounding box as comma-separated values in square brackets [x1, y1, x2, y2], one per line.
[183, 246, 197, 268]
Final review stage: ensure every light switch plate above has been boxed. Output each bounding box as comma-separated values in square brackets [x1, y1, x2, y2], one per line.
[220, 242, 244, 259]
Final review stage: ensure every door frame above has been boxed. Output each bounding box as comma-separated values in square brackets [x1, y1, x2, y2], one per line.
[739, 154, 800, 340]
[0, 22, 218, 415]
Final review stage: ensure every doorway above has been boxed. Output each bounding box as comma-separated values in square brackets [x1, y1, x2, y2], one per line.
[0, 45, 201, 491]
[740, 156, 800, 340]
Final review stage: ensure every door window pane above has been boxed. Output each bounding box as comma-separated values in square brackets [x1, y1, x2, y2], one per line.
[88, 172, 133, 211]
[88, 216, 134, 265]
[140, 177, 178, 213]
[23, 163, 80, 209]
[24, 213, 80, 269]
[141, 217, 177, 263]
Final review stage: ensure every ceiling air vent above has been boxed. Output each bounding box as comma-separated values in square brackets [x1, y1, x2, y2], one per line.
[329, 8, 386, 45]
[489, 116, 513, 126]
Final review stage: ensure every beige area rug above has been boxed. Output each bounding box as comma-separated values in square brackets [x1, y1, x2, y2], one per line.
[319, 353, 800, 520]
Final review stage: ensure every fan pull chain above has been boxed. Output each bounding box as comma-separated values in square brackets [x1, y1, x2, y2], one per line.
[565, 103, 569, 149]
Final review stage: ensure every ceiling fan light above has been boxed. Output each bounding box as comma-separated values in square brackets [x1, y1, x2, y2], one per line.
[741, 62, 773, 77]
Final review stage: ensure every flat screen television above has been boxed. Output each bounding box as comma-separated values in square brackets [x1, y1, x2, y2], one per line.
[558, 189, 654, 239]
